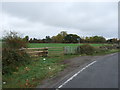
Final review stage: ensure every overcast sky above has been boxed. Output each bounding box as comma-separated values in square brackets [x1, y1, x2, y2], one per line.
[1, 2, 118, 39]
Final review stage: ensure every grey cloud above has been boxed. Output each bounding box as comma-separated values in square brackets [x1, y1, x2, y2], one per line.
[1, 2, 118, 39]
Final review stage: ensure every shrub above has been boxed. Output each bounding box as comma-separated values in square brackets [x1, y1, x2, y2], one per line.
[2, 31, 31, 74]
[2, 31, 27, 49]
[94, 47, 108, 54]
[99, 44, 120, 50]
[2, 49, 30, 74]
[77, 44, 95, 55]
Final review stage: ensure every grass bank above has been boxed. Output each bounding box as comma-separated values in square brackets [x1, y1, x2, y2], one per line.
[92, 49, 120, 56]
[2, 55, 78, 88]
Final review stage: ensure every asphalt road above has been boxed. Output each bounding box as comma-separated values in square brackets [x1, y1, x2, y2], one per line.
[57, 53, 118, 88]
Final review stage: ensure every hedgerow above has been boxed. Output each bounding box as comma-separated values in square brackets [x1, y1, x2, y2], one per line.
[2, 31, 31, 74]
[77, 44, 95, 55]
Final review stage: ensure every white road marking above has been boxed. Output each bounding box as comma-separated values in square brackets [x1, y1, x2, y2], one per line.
[58, 60, 97, 88]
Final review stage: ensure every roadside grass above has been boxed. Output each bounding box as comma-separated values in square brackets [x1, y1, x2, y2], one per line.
[2, 55, 78, 88]
[28, 43, 111, 48]
[92, 49, 120, 56]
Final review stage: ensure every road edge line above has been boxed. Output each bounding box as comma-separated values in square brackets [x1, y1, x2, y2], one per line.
[58, 60, 97, 88]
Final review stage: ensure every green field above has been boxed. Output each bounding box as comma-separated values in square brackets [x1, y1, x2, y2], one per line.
[28, 43, 111, 48]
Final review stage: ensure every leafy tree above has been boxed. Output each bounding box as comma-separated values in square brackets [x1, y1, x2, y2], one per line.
[107, 38, 118, 44]
[23, 36, 29, 42]
[64, 34, 80, 43]
[51, 31, 67, 43]
[92, 36, 106, 43]
[55, 34, 63, 43]
[85, 37, 90, 43]
[84, 36, 106, 43]
[60, 31, 67, 37]
[29, 38, 33, 43]
[45, 36, 52, 43]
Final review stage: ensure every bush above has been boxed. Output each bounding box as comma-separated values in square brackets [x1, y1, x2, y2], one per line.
[77, 44, 95, 55]
[2, 48, 30, 74]
[2, 31, 31, 74]
[99, 44, 120, 50]
[94, 47, 108, 54]
[2, 31, 27, 49]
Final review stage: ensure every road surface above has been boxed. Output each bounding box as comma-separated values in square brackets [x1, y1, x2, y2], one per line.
[57, 53, 118, 88]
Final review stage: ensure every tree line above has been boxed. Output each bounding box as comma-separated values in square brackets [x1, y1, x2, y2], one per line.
[23, 31, 120, 44]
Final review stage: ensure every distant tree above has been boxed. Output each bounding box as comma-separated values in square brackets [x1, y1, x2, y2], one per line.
[79, 37, 85, 43]
[51, 36, 57, 43]
[60, 31, 67, 37]
[45, 36, 52, 43]
[29, 38, 33, 43]
[56, 34, 63, 43]
[89, 37, 93, 43]
[30, 38, 40, 43]
[51, 31, 68, 43]
[23, 36, 29, 42]
[85, 37, 90, 43]
[64, 34, 80, 43]
[107, 38, 118, 44]
[42, 39, 46, 43]
[92, 36, 106, 43]
[60, 31, 67, 43]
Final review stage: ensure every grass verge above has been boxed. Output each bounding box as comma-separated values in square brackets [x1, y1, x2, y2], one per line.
[92, 49, 120, 56]
[2, 55, 78, 88]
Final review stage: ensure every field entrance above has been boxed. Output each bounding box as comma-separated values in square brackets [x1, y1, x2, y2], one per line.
[23, 46, 79, 57]
[48, 47, 64, 56]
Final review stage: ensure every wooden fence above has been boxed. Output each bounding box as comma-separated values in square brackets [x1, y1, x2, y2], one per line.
[21, 48, 48, 57]
[48, 47, 64, 56]
[21, 46, 79, 57]
[21, 47, 64, 57]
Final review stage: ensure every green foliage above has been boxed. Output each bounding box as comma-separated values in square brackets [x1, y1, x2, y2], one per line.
[52, 31, 67, 43]
[2, 49, 30, 74]
[23, 36, 29, 42]
[45, 36, 52, 43]
[107, 38, 119, 44]
[27, 31, 119, 44]
[3, 31, 27, 49]
[77, 44, 95, 55]
[83, 36, 106, 43]
[64, 34, 80, 43]
[99, 44, 120, 50]
[92, 36, 106, 43]
[2, 31, 30, 74]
